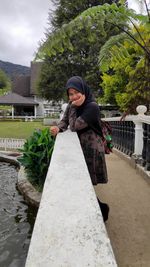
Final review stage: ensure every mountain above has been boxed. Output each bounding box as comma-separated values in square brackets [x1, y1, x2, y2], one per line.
[0, 60, 30, 79]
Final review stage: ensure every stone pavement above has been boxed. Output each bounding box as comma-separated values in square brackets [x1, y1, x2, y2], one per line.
[95, 151, 150, 267]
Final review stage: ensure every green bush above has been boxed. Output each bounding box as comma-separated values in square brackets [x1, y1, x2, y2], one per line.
[18, 128, 55, 191]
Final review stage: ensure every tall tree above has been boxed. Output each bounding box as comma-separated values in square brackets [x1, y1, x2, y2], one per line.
[37, 2, 128, 101]
[49, 0, 120, 31]
[98, 0, 150, 113]
[99, 26, 150, 112]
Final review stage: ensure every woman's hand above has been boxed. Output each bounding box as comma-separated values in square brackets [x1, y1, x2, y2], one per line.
[72, 94, 85, 106]
[50, 126, 60, 136]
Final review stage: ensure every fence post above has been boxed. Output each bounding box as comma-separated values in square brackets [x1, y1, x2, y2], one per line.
[5, 139, 7, 151]
[133, 105, 147, 156]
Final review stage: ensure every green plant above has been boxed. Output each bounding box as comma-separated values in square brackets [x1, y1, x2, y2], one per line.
[18, 128, 55, 191]
[36, 3, 130, 100]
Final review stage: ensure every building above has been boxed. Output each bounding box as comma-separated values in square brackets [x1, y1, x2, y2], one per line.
[0, 62, 61, 118]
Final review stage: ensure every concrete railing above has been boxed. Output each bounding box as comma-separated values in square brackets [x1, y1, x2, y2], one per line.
[25, 130, 117, 267]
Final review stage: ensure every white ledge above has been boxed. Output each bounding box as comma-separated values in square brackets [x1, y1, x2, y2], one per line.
[25, 130, 117, 267]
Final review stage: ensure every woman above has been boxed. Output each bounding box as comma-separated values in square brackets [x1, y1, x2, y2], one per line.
[51, 76, 109, 221]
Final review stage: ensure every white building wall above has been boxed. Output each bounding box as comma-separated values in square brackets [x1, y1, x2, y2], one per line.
[34, 96, 45, 117]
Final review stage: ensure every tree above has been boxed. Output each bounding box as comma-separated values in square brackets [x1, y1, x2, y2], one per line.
[0, 69, 11, 95]
[99, 35, 142, 110]
[49, 0, 120, 31]
[38, 26, 108, 100]
[37, 2, 131, 101]
[98, 1, 150, 113]
[99, 29, 150, 112]
[37, 54, 69, 101]
[0, 69, 11, 115]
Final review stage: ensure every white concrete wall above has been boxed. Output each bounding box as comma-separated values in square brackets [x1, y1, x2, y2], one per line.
[34, 96, 45, 116]
[25, 130, 117, 267]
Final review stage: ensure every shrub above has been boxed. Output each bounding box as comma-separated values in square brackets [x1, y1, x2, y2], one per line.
[18, 128, 55, 191]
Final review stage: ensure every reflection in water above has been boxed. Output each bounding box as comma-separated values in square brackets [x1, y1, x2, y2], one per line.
[0, 162, 37, 267]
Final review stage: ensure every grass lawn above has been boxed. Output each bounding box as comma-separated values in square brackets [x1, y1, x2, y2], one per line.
[0, 121, 49, 139]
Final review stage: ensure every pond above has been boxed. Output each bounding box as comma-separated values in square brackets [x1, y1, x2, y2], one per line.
[0, 162, 37, 267]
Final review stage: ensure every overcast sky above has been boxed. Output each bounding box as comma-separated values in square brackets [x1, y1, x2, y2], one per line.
[0, 0, 140, 67]
[0, 0, 54, 67]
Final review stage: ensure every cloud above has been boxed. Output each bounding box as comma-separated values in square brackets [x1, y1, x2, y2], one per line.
[128, 0, 140, 12]
[0, 0, 142, 67]
[0, 0, 53, 66]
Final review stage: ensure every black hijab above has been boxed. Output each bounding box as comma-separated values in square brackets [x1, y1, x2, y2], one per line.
[66, 76, 103, 137]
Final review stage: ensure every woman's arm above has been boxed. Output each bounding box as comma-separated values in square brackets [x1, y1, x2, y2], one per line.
[57, 104, 70, 132]
[69, 106, 88, 131]
[50, 103, 70, 136]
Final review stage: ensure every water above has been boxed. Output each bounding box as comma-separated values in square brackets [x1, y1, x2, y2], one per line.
[0, 162, 37, 267]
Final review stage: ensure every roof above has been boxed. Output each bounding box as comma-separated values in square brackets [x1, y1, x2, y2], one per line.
[12, 75, 30, 97]
[0, 92, 39, 106]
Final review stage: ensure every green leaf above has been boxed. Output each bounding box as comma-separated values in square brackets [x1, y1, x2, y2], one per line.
[19, 129, 55, 189]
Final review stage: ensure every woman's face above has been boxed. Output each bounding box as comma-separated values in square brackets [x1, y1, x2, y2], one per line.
[68, 88, 83, 102]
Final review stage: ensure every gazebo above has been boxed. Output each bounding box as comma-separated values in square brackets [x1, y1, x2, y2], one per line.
[0, 92, 39, 119]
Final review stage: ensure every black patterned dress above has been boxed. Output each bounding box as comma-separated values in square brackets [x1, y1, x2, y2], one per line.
[58, 103, 108, 185]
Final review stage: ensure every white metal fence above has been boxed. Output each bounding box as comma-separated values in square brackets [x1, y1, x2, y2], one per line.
[0, 138, 25, 151]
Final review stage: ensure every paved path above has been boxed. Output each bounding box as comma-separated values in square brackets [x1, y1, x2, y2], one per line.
[95, 152, 150, 267]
